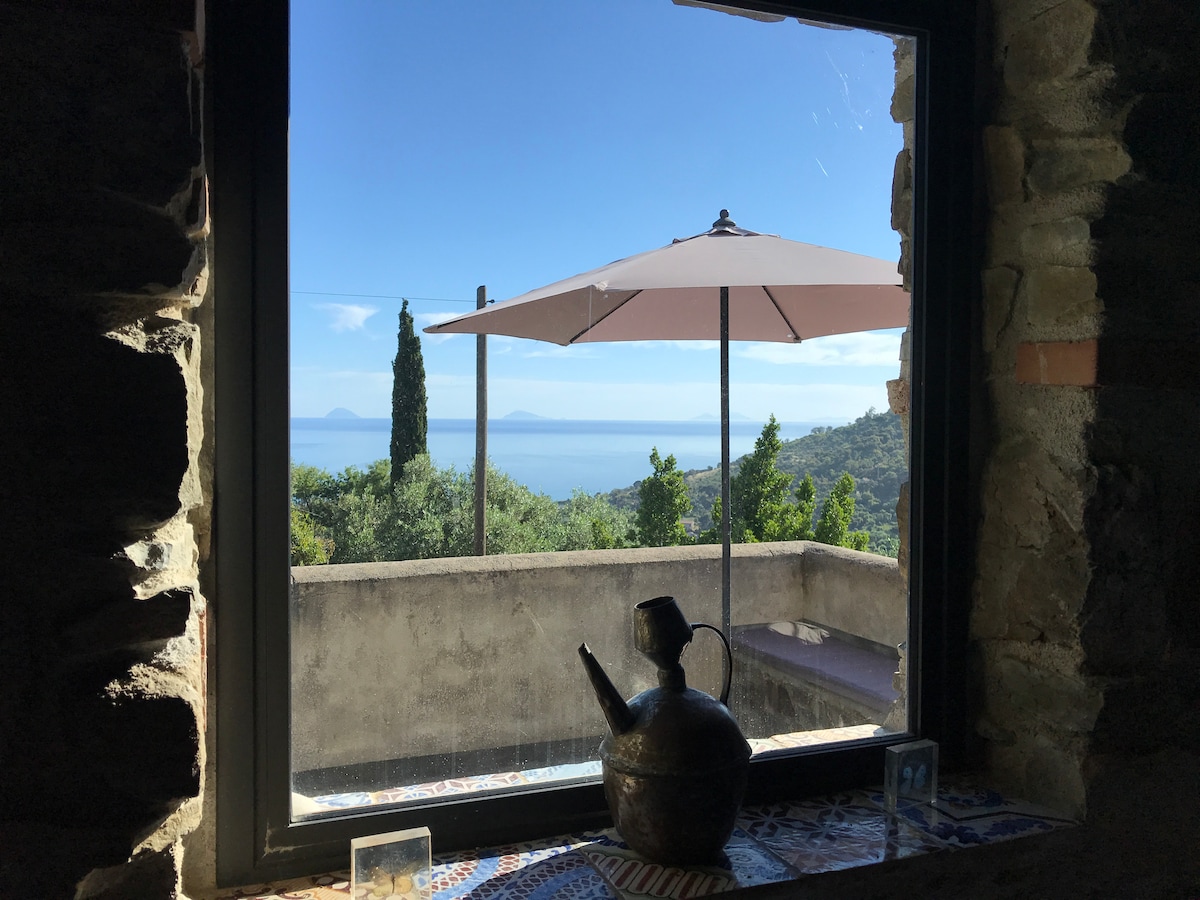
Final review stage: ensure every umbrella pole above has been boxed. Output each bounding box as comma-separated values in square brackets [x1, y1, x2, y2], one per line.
[720, 286, 731, 668]
[474, 285, 488, 556]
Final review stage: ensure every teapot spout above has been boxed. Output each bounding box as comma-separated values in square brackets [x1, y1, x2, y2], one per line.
[578, 643, 636, 736]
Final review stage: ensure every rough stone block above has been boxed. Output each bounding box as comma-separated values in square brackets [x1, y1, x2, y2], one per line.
[75, 843, 183, 900]
[0, 191, 199, 297]
[64, 588, 194, 656]
[1018, 216, 1093, 266]
[886, 378, 909, 417]
[987, 734, 1087, 817]
[1004, 0, 1096, 89]
[892, 35, 916, 84]
[986, 652, 1101, 734]
[5, 306, 190, 535]
[80, 689, 201, 804]
[1021, 265, 1100, 328]
[890, 149, 913, 232]
[1000, 65, 1115, 134]
[985, 209, 1025, 270]
[890, 73, 915, 124]
[0, 6, 199, 210]
[993, 0, 1081, 45]
[983, 126, 1026, 206]
[982, 266, 1020, 352]
[118, 516, 201, 598]
[1023, 733, 1088, 816]
[972, 433, 1095, 644]
[1010, 546, 1090, 642]
[1027, 137, 1131, 195]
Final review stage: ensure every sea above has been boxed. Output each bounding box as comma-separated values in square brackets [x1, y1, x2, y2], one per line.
[290, 417, 835, 500]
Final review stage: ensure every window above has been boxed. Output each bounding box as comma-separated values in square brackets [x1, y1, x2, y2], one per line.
[213, 0, 976, 885]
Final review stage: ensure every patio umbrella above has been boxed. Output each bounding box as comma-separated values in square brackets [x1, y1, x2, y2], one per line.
[425, 211, 908, 639]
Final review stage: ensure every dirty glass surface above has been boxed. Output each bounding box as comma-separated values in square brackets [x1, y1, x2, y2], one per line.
[287, 1, 913, 819]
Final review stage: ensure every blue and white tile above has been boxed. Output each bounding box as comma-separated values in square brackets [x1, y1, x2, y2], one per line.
[864, 777, 1077, 848]
[468, 851, 617, 900]
[738, 791, 945, 874]
[310, 791, 374, 810]
[520, 761, 602, 783]
[432, 833, 595, 899]
[580, 827, 796, 898]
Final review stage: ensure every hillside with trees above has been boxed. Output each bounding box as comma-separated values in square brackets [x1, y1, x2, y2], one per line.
[291, 456, 635, 565]
[607, 409, 906, 555]
[291, 409, 906, 565]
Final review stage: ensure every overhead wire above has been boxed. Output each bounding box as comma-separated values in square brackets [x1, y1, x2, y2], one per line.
[291, 290, 477, 304]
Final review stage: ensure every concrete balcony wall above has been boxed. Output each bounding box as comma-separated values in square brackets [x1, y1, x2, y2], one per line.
[290, 542, 905, 775]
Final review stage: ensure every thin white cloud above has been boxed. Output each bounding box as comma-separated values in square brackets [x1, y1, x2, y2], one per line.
[523, 345, 598, 359]
[314, 302, 379, 332]
[738, 332, 901, 367]
[625, 340, 721, 353]
[324, 369, 392, 383]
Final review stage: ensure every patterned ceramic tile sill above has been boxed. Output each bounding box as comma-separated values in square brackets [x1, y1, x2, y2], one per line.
[215, 773, 1076, 900]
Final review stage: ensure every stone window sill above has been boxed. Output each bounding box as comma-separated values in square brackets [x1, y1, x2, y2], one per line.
[212, 776, 1075, 899]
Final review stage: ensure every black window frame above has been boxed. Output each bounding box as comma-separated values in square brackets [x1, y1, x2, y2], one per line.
[211, 0, 977, 886]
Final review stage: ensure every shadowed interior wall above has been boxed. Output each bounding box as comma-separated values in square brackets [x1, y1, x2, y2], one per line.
[0, 2, 209, 897]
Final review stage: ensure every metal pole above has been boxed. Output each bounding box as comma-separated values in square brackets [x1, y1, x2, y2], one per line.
[474, 285, 488, 556]
[720, 286, 731, 647]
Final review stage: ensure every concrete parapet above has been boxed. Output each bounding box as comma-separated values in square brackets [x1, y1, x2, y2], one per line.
[289, 542, 905, 775]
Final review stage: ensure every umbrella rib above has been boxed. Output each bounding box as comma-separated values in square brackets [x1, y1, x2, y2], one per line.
[762, 286, 803, 342]
[567, 290, 642, 344]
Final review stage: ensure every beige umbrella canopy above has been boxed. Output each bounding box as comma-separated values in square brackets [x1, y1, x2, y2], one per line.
[427, 211, 906, 345]
[426, 211, 909, 635]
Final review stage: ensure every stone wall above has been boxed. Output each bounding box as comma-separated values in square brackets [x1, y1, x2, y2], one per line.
[972, 0, 1200, 828]
[0, 3, 209, 896]
[750, 3, 1200, 891]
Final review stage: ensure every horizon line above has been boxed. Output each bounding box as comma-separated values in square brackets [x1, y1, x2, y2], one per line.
[290, 414, 862, 424]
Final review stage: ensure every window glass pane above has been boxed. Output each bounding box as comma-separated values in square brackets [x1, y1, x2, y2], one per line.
[288, 1, 912, 818]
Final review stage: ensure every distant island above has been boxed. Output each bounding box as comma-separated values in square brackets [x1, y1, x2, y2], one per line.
[325, 407, 361, 419]
[503, 410, 551, 420]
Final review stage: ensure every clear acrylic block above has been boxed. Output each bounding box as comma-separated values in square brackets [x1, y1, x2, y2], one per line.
[884, 739, 938, 814]
[351, 825, 432, 899]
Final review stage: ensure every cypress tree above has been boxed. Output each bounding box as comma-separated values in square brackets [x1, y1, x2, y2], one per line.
[814, 472, 870, 551]
[636, 447, 692, 547]
[390, 299, 427, 485]
[730, 414, 794, 542]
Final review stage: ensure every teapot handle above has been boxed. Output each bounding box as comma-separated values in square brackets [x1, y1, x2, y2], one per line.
[690, 622, 733, 706]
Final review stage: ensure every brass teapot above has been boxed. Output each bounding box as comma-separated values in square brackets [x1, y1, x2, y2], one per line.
[578, 596, 750, 865]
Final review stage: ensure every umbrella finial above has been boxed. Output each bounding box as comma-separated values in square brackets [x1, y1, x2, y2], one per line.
[713, 209, 735, 228]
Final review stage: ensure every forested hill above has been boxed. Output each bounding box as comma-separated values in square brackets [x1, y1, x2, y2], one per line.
[606, 409, 906, 550]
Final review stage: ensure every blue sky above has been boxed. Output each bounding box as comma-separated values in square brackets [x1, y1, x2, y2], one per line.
[289, 1, 906, 422]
